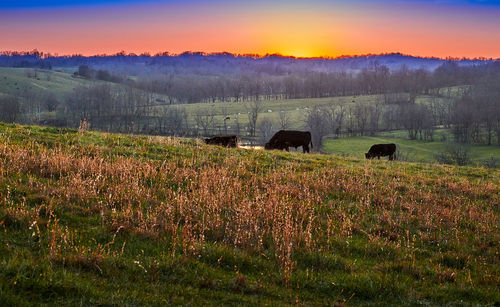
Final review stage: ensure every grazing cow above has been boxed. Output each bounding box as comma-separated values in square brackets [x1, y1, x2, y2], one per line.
[205, 135, 237, 148]
[365, 143, 396, 160]
[265, 130, 313, 153]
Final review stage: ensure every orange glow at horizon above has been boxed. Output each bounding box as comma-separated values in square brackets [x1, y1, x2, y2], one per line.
[0, 1, 499, 59]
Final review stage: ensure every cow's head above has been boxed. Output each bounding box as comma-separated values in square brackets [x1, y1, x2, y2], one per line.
[365, 152, 375, 159]
[264, 142, 273, 150]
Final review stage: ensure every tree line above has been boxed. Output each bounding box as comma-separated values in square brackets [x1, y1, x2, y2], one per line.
[129, 61, 496, 104]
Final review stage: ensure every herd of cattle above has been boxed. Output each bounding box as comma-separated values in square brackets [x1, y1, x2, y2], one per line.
[204, 130, 397, 160]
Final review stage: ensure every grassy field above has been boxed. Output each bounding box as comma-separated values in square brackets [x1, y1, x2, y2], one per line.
[323, 130, 500, 165]
[180, 94, 452, 134]
[1, 67, 457, 136]
[0, 122, 498, 305]
[180, 96, 376, 132]
[0, 67, 96, 100]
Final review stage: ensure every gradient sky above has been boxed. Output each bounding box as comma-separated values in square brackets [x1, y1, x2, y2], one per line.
[1, 0, 499, 58]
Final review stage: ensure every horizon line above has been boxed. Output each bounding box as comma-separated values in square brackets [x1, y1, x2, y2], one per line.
[1, 49, 498, 62]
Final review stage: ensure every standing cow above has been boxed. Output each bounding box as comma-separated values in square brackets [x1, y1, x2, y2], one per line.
[365, 143, 396, 160]
[265, 130, 313, 153]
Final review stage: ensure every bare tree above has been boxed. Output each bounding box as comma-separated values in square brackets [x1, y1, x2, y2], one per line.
[334, 105, 346, 138]
[162, 106, 188, 136]
[472, 80, 500, 145]
[382, 105, 399, 131]
[367, 101, 383, 135]
[451, 96, 476, 144]
[0, 96, 21, 123]
[429, 97, 449, 127]
[398, 103, 434, 141]
[20, 85, 39, 123]
[278, 110, 291, 130]
[233, 114, 241, 136]
[353, 103, 369, 136]
[259, 117, 276, 144]
[305, 106, 329, 151]
[323, 104, 344, 138]
[194, 108, 216, 136]
[245, 100, 263, 136]
[44, 93, 59, 112]
[346, 106, 355, 136]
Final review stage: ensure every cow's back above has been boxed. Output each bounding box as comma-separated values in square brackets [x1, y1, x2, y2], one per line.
[272, 130, 309, 145]
[266, 130, 312, 152]
[387, 143, 396, 153]
[369, 143, 396, 154]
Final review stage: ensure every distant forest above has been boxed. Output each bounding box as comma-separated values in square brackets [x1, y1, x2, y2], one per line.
[0, 50, 496, 104]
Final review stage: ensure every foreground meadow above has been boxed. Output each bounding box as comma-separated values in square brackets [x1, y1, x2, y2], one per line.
[0, 123, 499, 306]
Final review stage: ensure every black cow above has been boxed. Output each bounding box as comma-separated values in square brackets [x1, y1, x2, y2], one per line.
[365, 143, 396, 160]
[205, 135, 237, 148]
[265, 130, 313, 153]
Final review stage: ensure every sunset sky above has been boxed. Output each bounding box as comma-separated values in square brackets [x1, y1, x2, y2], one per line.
[1, 0, 499, 58]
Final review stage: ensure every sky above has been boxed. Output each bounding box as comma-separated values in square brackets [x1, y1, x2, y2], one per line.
[0, 0, 499, 58]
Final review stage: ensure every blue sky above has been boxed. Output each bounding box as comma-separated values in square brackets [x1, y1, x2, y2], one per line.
[1, 0, 500, 8]
[0, 0, 162, 8]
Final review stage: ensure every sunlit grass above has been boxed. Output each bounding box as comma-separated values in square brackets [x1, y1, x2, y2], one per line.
[0, 122, 499, 305]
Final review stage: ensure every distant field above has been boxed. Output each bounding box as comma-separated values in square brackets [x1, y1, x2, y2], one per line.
[180, 95, 378, 132]
[323, 130, 500, 164]
[180, 94, 453, 134]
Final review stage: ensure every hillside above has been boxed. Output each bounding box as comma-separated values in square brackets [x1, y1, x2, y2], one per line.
[0, 123, 499, 305]
[0, 67, 94, 100]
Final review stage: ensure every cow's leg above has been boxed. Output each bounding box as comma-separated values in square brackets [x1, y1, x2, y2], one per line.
[389, 154, 393, 161]
[377, 155, 380, 160]
[285, 147, 289, 152]
[303, 145, 309, 153]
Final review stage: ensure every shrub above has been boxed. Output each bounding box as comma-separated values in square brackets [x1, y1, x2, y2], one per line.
[434, 143, 473, 166]
[394, 146, 415, 162]
[481, 157, 499, 169]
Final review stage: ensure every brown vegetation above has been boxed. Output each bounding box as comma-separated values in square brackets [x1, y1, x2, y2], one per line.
[1, 130, 498, 288]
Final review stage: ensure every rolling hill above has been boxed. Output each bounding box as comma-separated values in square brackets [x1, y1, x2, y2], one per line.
[0, 67, 94, 100]
[0, 123, 498, 305]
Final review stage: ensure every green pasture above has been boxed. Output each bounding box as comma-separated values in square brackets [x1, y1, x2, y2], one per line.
[169, 95, 377, 132]
[323, 131, 500, 164]
[0, 67, 95, 100]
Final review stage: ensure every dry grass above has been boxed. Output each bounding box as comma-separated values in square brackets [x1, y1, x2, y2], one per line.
[0, 124, 499, 305]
